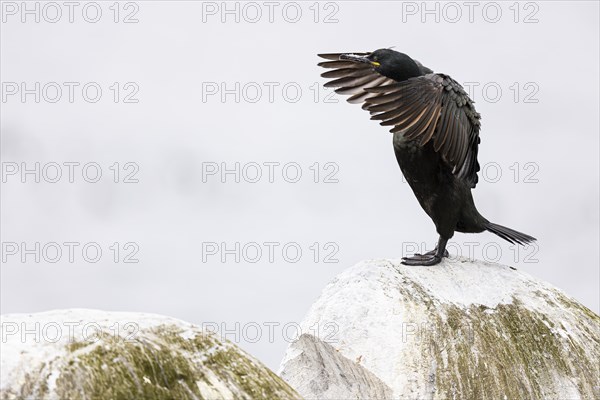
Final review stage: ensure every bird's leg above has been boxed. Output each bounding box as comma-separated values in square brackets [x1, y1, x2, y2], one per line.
[402, 236, 449, 266]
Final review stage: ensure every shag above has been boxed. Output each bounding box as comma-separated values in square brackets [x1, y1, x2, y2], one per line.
[318, 49, 536, 266]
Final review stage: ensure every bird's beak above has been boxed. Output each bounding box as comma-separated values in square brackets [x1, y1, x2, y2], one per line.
[340, 53, 380, 67]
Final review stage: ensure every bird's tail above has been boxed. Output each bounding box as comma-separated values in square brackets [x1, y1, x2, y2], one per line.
[485, 222, 536, 246]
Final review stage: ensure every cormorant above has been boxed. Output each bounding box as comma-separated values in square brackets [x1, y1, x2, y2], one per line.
[318, 49, 536, 266]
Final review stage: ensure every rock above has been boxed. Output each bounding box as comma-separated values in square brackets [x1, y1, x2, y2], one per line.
[279, 257, 600, 400]
[0, 309, 300, 400]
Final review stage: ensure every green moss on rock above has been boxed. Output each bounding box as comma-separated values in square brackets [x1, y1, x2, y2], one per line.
[4, 323, 300, 400]
[412, 295, 600, 399]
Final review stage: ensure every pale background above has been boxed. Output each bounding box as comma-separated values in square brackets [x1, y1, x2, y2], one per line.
[1, 1, 599, 370]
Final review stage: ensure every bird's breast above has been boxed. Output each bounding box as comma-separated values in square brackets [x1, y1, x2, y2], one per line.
[393, 136, 448, 212]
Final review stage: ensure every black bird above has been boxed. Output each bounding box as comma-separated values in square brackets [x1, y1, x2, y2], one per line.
[318, 49, 536, 266]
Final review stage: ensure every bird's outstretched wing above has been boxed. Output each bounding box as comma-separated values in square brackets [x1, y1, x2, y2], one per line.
[318, 53, 481, 188]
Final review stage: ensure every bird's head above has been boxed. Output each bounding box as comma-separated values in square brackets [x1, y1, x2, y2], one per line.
[340, 49, 422, 82]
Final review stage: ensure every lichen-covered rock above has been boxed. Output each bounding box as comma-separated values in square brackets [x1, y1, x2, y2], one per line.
[279, 257, 600, 400]
[0, 309, 300, 400]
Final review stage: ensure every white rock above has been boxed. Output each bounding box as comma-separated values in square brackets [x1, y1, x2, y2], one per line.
[279, 257, 600, 399]
[0, 309, 299, 400]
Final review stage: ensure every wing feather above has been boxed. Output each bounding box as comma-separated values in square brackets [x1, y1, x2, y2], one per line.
[318, 54, 482, 187]
[321, 68, 373, 79]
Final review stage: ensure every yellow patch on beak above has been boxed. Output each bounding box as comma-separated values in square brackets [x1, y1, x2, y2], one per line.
[371, 61, 381, 67]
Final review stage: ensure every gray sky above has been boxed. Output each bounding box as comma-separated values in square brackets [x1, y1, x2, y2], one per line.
[1, 1, 598, 371]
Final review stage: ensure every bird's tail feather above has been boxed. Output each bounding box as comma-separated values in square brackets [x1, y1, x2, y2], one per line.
[485, 222, 536, 246]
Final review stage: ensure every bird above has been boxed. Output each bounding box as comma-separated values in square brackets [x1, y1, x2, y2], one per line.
[318, 48, 536, 266]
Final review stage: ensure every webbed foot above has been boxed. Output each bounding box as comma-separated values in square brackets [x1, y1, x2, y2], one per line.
[401, 236, 449, 266]
[420, 248, 449, 258]
[401, 253, 443, 266]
